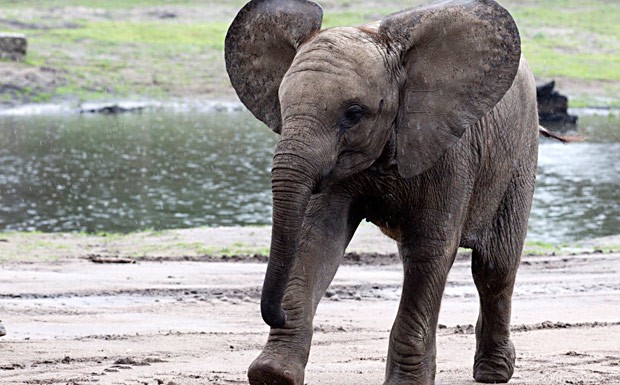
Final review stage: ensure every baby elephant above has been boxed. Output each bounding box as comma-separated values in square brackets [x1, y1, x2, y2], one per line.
[226, 0, 537, 383]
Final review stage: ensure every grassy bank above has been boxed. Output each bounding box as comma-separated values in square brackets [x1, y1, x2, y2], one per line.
[0, 0, 618, 107]
[1, 226, 619, 263]
[0, 227, 270, 263]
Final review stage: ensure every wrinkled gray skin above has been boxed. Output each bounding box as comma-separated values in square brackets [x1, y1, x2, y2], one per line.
[225, 0, 538, 384]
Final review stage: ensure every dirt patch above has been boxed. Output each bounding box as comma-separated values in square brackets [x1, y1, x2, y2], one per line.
[0, 63, 66, 106]
[83, 251, 407, 265]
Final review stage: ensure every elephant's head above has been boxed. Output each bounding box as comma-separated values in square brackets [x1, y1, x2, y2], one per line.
[225, 0, 521, 328]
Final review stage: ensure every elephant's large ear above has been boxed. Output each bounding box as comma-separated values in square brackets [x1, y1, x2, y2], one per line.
[225, 0, 323, 134]
[379, 0, 520, 178]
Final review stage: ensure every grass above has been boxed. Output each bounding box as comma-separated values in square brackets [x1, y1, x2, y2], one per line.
[512, 1, 620, 82]
[523, 240, 565, 256]
[323, 1, 620, 85]
[10, 19, 230, 101]
[1, 227, 617, 264]
[50, 21, 228, 50]
[0, 0, 617, 106]
[0, 0, 206, 9]
[0, 228, 272, 263]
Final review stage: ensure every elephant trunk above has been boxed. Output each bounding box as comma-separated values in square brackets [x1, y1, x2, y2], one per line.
[261, 143, 318, 328]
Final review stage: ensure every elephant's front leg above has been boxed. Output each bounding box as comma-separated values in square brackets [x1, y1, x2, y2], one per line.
[248, 194, 359, 385]
[385, 238, 457, 385]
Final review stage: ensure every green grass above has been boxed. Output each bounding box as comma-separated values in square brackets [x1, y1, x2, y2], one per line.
[2, 227, 616, 264]
[0, 0, 205, 9]
[523, 240, 565, 256]
[12, 18, 230, 101]
[197, 243, 270, 257]
[323, 10, 384, 28]
[325, 1, 620, 84]
[0, 228, 272, 263]
[48, 21, 228, 51]
[0, 0, 618, 106]
[512, 1, 620, 82]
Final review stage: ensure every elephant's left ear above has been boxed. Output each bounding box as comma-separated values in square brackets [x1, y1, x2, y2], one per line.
[379, 0, 521, 178]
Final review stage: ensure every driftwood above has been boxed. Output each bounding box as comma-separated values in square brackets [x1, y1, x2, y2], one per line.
[0, 32, 26, 61]
[79, 103, 146, 114]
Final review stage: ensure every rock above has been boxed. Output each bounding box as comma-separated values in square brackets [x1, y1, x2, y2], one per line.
[0, 32, 27, 61]
[0, 320, 6, 337]
[79, 103, 146, 114]
[454, 324, 475, 334]
[148, 10, 177, 19]
[536, 80, 578, 132]
[541, 320, 555, 329]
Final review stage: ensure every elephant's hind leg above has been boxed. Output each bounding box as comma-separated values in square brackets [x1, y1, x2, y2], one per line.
[471, 171, 535, 383]
[471, 245, 518, 384]
[248, 193, 360, 385]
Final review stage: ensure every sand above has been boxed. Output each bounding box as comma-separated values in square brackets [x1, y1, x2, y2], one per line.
[0, 227, 619, 384]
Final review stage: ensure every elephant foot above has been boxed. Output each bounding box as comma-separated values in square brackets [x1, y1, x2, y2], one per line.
[248, 353, 304, 385]
[473, 340, 515, 383]
[384, 375, 434, 385]
[384, 367, 435, 385]
[384, 379, 433, 385]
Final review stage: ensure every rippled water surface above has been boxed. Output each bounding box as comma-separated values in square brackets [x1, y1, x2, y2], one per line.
[0, 111, 275, 232]
[532, 112, 620, 242]
[0, 109, 618, 242]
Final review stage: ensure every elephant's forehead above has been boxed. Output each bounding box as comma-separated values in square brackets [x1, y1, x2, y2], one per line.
[280, 27, 389, 104]
[292, 27, 386, 74]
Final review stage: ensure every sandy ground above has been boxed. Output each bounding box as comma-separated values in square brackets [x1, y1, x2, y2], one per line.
[1, 227, 619, 384]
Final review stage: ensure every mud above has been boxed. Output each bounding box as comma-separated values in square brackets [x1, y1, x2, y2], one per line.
[1, 250, 619, 384]
[84, 251, 405, 266]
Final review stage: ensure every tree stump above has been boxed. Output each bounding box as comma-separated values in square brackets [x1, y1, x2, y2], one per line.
[0, 32, 27, 61]
[537, 80, 578, 132]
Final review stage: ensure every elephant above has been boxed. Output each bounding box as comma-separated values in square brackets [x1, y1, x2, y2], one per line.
[225, 0, 542, 383]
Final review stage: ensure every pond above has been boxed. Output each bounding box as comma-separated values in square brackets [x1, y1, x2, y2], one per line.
[0, 107, 618, 243]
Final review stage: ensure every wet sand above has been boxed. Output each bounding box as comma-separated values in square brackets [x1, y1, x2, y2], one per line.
[0, 227, 619, 384]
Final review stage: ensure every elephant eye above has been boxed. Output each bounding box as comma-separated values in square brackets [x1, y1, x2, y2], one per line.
[339, 104, 365, 132]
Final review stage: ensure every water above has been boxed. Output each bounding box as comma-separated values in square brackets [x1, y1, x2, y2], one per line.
[532, 112, 620, 242]
[0, 108, 618, 243]
[0, 110, 276, 232]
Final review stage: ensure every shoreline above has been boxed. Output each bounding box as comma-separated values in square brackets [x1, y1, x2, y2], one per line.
[1, 96, 620, 117]
[0, 97, 244, 116]
[2, 224, 620, 264]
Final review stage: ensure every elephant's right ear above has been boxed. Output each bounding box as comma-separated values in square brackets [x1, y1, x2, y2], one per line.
[225, 0, 323, 134]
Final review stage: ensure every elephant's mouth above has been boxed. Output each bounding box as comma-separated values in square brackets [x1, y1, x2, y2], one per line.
[314, 150, 378, 194]
[313, 174, 331, 194]
[313, 165, 347, 194]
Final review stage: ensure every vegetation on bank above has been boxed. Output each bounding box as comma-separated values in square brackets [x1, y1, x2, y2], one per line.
[0, 0, 618, 107]
[1, 227, 619, 263]
[0, 228, 271, 263]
